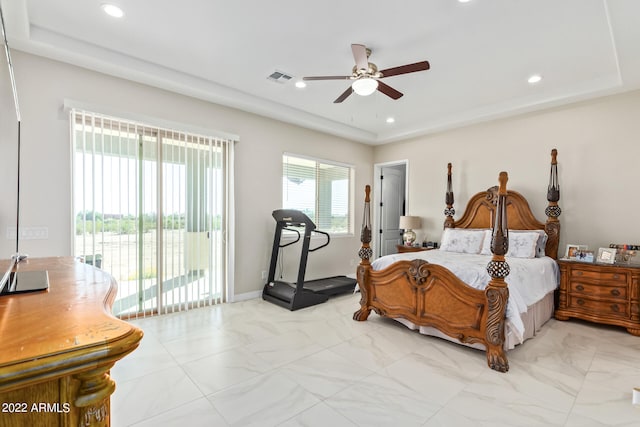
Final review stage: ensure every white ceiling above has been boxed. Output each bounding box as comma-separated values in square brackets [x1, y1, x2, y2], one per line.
[2, 0, 640, 145]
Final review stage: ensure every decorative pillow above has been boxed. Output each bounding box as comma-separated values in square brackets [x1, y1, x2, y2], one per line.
[526, 230, 548, 257]
[534, 231, 548, 257]
[439, 228, 486, 254]
[480, 229, 548, 258]
[506, 231, 540, 258]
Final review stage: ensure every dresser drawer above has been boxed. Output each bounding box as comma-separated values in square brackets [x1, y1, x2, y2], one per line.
[570, 268, 626, 284]
[568, 296, 628, 318]
[569, 281, 627, 300]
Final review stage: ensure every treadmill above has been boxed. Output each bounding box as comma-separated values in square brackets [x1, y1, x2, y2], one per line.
[262, 209, 357, 311]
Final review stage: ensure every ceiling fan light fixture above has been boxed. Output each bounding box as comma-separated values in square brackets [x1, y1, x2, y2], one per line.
[352, 78, 378, 96]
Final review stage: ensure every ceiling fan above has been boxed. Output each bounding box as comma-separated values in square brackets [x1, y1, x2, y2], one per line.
[303, 43, 430, 103]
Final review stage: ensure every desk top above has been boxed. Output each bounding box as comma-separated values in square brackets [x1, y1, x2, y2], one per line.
[0, 257, 143, 392]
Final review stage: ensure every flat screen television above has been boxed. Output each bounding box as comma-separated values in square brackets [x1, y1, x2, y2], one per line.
[0, 5, 48, 295]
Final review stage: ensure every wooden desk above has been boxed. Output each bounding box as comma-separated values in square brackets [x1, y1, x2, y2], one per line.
[0, 257, 143, 426]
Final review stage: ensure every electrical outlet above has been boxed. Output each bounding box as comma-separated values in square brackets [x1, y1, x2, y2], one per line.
[261, 271, 267, 280]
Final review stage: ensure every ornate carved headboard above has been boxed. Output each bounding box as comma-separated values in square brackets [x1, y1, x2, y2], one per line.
[443, 149, 561, 259]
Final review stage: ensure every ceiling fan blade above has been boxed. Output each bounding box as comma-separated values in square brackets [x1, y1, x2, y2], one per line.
[379, 61, 430, 78]
[377, 81, 403, 100]
[334, 87, 353, 103]
[303, 75, 352, 81]
[351, 44, 369, 72]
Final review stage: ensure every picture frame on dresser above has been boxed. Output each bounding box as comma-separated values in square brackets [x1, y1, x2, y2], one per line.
[565, 244, 587, 260]
[575, 250, 594, 262]
[597, 247, 617, 264]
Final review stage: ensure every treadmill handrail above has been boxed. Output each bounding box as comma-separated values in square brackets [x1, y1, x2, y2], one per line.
[309, 230, 330, 252]
[279, 227, 301, 248]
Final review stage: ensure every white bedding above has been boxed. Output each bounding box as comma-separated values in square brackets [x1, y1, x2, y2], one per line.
[370, 250, 559, 343]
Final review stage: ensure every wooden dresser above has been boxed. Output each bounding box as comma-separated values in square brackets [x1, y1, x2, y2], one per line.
[555, 259, 640, 335]
[0, 257, 143, 426]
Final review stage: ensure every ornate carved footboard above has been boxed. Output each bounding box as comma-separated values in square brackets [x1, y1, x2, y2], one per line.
[354, 150, 561, 373]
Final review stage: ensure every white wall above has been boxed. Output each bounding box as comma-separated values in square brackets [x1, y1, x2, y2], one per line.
[373, 89, 640, 256]
[0, 51, 373, 296]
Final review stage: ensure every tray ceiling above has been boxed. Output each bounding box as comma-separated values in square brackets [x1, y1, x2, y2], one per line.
[2, 0, 639, 144]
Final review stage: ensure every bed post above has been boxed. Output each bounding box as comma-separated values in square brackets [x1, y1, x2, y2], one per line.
[444, 163, 455, 228]
[545, 149, 561, 259]
[354, 185, 373, 321]
[485, 172, 510, 372]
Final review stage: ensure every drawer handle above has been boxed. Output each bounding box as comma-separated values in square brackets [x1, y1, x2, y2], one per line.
[576, 285, 584, 291]
[611, 304, 620, 313]
[577, 299, 585, 305]
[575, 271, 583, 276]
[611, 289, 621, 297]
[613, 274, 620, 280]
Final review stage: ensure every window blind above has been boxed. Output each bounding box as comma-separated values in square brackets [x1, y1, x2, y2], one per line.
[282, 153, 352, 234]
[72, 109, 234, 318]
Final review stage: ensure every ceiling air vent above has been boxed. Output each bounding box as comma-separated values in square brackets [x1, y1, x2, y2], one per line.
[267, 70, 294, 84]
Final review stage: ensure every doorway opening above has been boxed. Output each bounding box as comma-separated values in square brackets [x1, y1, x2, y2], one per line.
[373, 160, 408, 258]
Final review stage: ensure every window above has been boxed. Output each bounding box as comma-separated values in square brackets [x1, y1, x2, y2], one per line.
[72, 110, 235, 317]
[282, 153, 353, 234]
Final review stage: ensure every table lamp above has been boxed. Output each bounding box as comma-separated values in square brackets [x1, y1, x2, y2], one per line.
[399, 216, 421, 246]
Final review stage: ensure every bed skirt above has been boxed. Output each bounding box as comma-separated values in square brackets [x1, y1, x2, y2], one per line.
[393, 290, 555, 350]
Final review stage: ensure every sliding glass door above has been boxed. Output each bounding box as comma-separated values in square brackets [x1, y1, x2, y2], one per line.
[72, 111, 233, 317]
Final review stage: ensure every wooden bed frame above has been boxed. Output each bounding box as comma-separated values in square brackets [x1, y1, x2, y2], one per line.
[354, 150, 561, 372]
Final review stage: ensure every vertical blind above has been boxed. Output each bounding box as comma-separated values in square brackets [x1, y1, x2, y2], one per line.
[71, 109, 234, 318]
[282, 153, 352, 234]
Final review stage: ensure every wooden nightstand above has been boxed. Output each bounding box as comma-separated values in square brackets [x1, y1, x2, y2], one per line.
[555, 260, 640, 336]
[396, 245, 434, 253]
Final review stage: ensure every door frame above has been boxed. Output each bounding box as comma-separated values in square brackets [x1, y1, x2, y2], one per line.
[372, 159, 409, 258]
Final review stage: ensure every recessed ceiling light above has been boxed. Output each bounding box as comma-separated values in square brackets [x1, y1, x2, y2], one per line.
[528, 74, 542, 84]
[102, 4, 124, 18]
[458, 0, 472, 3]
[295, 81, 306, 89]
[386, 117, 395, 124]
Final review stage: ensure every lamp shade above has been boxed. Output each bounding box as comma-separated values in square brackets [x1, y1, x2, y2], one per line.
[352, 78, 378, 96]
[399, 216, 421, 230]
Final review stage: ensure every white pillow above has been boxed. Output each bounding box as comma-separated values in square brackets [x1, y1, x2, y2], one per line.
[508, 229, 548, 257]
[531, 230, 548, 257]
[440, 228, 486, 254]
[480, 229, 547, 258]
[507, 231, 540, 258]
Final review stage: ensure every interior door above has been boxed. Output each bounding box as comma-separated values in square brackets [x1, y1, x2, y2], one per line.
[378, 165, 406, 256]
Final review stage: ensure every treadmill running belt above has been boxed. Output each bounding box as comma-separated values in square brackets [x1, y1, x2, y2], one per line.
[303, 276, 356, 296]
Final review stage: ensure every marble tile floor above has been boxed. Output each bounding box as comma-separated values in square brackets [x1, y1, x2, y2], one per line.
[111, 293, 640, 426]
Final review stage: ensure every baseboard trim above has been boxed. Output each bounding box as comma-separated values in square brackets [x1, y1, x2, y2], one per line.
[230, 290, 262, 303]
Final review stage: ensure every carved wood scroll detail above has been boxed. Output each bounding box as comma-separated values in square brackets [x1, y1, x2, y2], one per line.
[408, 259, 430, 285]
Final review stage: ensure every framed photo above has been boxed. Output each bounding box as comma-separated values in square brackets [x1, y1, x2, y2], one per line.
[565, 244, 588, 260]
[576, 250, 594, 263]
[597, 247, 617, 264]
